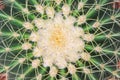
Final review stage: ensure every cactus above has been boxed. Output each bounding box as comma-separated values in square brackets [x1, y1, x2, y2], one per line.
[0, 0, 120, 80]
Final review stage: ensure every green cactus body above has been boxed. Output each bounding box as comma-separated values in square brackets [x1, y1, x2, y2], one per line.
[0, 0, 120, 80]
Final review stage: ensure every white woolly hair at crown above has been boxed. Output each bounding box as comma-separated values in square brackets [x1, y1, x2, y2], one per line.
[35, 13, 84, 69]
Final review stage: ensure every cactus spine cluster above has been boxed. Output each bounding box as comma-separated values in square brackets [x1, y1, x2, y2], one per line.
[0, 0, 120, 80]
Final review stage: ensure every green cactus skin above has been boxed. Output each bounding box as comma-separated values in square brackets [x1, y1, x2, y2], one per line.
[0, 0, 120, 80]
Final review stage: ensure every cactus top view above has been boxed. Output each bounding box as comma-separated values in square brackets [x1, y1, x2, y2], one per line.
[0, 0, 120, 80]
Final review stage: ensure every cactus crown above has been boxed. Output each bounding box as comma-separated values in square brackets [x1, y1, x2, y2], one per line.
[0, 0, 120, 80]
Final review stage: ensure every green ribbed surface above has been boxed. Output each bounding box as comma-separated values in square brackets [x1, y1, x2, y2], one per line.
[0, 0, 120, 80]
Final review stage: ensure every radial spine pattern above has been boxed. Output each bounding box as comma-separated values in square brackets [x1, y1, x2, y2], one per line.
[0, 0, 120, 80]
